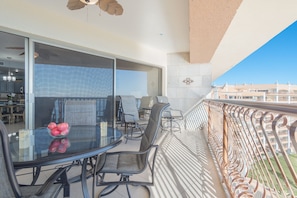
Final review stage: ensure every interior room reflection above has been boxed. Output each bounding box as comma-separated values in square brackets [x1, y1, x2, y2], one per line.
[0, 32, 25, 132]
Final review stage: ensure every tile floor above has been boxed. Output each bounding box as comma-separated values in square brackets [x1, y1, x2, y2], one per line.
[16, 126, 228, 198]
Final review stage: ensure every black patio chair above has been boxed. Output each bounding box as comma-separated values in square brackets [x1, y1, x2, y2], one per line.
[119, 95, 148, 143]
[93, 102, 169, 197]
[0, 120, 70, 198]
[156, 96, 183, 132]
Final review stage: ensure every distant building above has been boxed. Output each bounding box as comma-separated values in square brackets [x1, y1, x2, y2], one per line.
[211, 83, 297, 103]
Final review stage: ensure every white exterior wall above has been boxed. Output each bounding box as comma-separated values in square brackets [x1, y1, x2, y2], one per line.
[166, 52, 212, 112]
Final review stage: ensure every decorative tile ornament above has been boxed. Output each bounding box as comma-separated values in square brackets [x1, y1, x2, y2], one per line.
[183, 78, 194, 85]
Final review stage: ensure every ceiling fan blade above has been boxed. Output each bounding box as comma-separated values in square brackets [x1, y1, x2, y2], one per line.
[18, 51, 39, 58]
[98, 0, 123, 15]
[67, 0, 86, 10]
[113, 3, 123, 15]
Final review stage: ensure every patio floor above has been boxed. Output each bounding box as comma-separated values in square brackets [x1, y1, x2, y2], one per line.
[16, 126, 227, 198]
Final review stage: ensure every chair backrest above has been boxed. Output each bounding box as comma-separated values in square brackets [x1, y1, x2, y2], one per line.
[155, 96, 172, 117]
[139, 96, 154, 110]
[0, 120, 21, 197]
[64, 99, 97, 125]
[119, 95, 140, 123]
[139, 96, 154, 118]
[155, 96, 169, 104]
[139, 102, 169, 153]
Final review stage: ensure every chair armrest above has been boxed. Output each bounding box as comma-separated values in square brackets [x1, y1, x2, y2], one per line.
[168, 108, 183, 119]
[107, 145, 158, 156]
[35, 167, 69, 196]
[122, 113, 137, 122]
[162, 108, 183, 119]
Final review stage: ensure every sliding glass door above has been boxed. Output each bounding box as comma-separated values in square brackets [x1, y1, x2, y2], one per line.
[0, 30, 163, 132]
[33, 43, 115, 128]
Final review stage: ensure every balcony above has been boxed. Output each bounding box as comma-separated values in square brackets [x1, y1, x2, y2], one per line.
[2, 1, 297, 197]
[14, 99, 297, 197]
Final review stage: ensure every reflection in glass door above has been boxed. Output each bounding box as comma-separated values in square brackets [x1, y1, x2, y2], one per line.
[0, 31, 26, 133]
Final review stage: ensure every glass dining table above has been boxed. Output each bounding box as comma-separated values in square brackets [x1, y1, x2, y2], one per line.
[9, 125, 122, 198]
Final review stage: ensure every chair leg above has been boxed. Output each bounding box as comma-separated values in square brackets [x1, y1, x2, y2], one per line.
[61, 170, 70, 197]
[98, 176, 123, 197]
[123, 176, 132, 198]
[31, 166, 41, 185]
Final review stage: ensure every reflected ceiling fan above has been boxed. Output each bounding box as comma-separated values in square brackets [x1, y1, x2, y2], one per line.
[67, 0, 123, 16]
[6, 47, 39, 59]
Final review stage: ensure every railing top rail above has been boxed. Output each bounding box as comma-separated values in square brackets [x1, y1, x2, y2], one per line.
[204, 99, 297, 116]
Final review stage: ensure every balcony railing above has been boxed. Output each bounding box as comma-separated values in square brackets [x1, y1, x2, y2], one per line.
[184, 99, 297, 198]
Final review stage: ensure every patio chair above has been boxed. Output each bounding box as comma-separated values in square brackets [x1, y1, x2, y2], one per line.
[119, 95, 148, 143]
[93, 102, 169, 197]
[0, 120, 70, 198]
[138, 96, 154, 119]
[156, 96, 183, 132]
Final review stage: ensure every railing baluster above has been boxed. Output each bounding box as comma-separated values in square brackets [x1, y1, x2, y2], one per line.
[184, 99, 297, 197]
[223, 104, 228, 166]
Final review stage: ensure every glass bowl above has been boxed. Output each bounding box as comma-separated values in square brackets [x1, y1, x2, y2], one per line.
[47, 123, 70, 138]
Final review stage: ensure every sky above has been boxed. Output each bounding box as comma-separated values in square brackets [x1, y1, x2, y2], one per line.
[213, 21, 297, 86]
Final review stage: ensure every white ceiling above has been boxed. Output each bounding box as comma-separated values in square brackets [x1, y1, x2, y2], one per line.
[0, 0, 189, 68]
[30, 0, 189, 53]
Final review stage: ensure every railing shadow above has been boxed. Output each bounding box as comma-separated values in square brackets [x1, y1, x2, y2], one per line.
[151, 128, 226, 198]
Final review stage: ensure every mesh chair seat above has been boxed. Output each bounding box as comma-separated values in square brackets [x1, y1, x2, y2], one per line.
[100, 153, 144, 174]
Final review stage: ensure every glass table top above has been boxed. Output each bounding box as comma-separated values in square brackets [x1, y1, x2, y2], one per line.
[9, 125, 122, 168]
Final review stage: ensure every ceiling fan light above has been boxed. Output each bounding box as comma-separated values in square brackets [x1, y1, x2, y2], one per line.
[12, 76, 16, 81]
[80, 0, 98, 5]
[7, 76, 11, 81]
[3, 76, 7, 81]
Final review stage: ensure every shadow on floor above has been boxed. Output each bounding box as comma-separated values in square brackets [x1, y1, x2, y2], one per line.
[151, 129, 227, 198]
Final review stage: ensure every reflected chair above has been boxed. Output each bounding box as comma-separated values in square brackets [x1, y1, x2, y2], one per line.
[93, 102, 169, 197]
[0, 120, 70, 198]
[156, 96, 183, 132]
[63, 99, 97, 169]
[12, 105, 25, 123]
[119, 95, 148, 143]
[0, 112, 11, 124]
[64, 99, 97, 126]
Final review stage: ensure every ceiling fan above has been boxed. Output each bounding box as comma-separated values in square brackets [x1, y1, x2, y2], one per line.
[67, 0, 123, 16]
